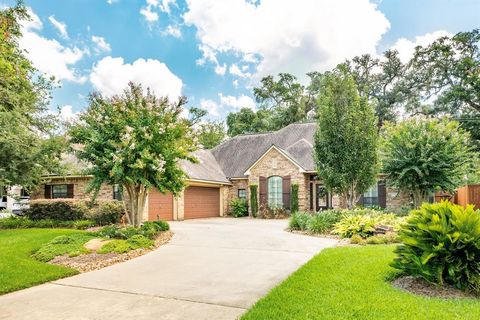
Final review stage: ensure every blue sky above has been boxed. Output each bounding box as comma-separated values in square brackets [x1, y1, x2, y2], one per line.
[5, 0, 480, 121]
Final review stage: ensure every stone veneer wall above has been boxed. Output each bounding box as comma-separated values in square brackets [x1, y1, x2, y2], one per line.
[31, 177, 114, 201]
[226, 179, 249, 215]
[386, 186, 411, 210]
[247, 148, 309, 211]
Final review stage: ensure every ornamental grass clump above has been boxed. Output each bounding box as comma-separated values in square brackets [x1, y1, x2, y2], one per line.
[392, 201, 480, 294]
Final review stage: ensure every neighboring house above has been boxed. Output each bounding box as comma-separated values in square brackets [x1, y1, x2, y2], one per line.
[31, 122, 410, 221]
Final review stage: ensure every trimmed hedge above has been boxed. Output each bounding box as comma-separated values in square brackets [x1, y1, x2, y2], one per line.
[250, 184, 258, 217]
[25, 199, 89, 221]
[0, 217, 95, 230]
[290, 184, 299, 213]
[24, 199, 124, 225]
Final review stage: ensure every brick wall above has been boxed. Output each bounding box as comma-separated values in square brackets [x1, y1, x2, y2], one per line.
[31, 176, 114, 201]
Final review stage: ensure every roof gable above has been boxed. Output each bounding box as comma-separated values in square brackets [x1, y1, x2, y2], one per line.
[211, 122, 317, 178]
[243, 145, 306, 176]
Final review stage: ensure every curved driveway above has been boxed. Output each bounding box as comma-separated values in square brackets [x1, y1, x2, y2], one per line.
[0, 218, 337, 320]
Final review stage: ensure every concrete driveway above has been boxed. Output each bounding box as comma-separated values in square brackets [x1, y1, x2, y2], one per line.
[0, 218, 337, 320]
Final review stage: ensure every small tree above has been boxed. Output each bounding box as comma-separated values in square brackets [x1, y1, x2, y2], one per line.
[290, 184, 299, 213]
[314, 72, 379, 209]
[381, 118, 474, 208]
[249, 184, 258, 217]
[70, 83, 197, 226]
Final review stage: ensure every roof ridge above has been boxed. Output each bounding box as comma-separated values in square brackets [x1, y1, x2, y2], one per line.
[286, 138, 313, 150]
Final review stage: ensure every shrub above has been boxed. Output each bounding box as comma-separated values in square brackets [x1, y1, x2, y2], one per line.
[25, 199, 89, 221]
[33, 233, 94, 262]
[230, 198, 248, 217]
[289, 212, 311, 231]
[148, 220, 169, 231]
[98, 235, 154, 254]
[85, 200, 124, 225]
[392, 201, 480, 294]
[96, 221, 169, 240]
[332, 209, 403, 238]
[250, 185, 258, 217]
[350, 234, 365, 245]
[307, 211, 341, 234]
[290, 184, 299, 213]
[332, 214, 378, 238]
[73, 220, 95, 230]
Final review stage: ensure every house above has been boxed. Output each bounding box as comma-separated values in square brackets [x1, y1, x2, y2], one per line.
[31, 122, 410, 220]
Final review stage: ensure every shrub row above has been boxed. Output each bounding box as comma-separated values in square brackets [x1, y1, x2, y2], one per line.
[96, 220, 169, 240]
[25, 199, 124, 225]
[289, 208, 404, 239]
[0, 217, 95, 230]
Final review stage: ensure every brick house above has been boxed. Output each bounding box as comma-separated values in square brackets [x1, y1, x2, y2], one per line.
[32, 122, 410, 221]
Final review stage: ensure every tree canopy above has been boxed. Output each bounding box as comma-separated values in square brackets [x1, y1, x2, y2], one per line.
[314, 72, 379, 209]
[0, 2, 64, 191]
[381, 118, 475, 208]
[70, 83, 197, 226]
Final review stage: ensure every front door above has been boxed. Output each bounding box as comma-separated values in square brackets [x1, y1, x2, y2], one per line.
[316, 185, 330, 211]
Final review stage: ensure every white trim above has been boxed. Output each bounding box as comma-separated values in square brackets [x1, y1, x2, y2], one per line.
[244, 145, 306, 176]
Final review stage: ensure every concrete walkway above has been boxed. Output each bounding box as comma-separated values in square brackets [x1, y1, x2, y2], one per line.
[0, 218, 337, 320]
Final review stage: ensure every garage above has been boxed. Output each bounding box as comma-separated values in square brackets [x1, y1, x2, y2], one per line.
[184, 186, 220, 219]
[148, 189, 174, 221]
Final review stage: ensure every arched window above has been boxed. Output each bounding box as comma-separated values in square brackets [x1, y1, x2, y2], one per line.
[268, 176, 283, 208]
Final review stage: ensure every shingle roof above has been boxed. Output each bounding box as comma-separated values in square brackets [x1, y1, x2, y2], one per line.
[180, 149, 230, 183]
[211, 122, 317, 178]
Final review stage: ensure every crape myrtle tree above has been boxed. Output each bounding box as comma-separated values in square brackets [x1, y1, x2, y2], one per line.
[314, 72, 379, 209]
[70, 83, 197, 226]
[381, 118, 474, 208]
[0, 2, 65, 192]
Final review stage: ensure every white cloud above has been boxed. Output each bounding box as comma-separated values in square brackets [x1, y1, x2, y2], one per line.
[140, 6, 159, 22]
[184, 0, 390, 81]
[19, 8, 86, 83]
[229, 63, 251, 78]
[106, 0, 118, 4]
[140, 0, 176, 22]
[92, 35, 111, 54]
[232, 79, 239, 88]
[200, 99, 220, 117]
[59, 105, 79, 122]
[89, 56, 183, 99]
[215, 63, 227, 75]
[219, 93, 256, 111]
[164, 25, 181, 38]
[158, 0, 176, 14]
[391, 30, 452, 63]
[48, 15, 69, 39]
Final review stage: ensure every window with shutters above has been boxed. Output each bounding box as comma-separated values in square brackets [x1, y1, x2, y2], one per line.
[267, 176, 283, 208]
[362, 183, 379, 207]
[52, 185, 69, 199]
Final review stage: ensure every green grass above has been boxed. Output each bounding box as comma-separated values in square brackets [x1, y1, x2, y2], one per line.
[242, 245, 480, 320]
[0, 229, 84, 295]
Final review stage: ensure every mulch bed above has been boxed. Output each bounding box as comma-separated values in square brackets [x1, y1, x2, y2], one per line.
[49, 231, 173, 273]
[392, 276, 477, 299]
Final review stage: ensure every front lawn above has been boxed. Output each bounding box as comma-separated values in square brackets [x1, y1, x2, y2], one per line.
[242, 245, 480, 320]
[0, 229, 83, 295]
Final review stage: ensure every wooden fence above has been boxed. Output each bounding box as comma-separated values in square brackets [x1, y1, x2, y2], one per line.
[455, 184, 480, 209]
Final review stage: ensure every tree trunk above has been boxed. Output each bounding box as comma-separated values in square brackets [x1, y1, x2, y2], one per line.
[412, 190, 428, 209]
[123, 183, 148, 227]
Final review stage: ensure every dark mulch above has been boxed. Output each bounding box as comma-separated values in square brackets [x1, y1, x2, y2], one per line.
[392, 276, 477, 299]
